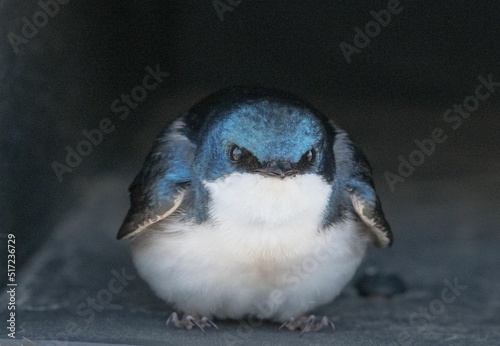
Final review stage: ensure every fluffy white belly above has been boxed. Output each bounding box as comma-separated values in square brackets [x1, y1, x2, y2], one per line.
[130, 173, 368, 321]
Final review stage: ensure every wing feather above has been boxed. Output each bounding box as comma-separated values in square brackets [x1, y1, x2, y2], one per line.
[117, 118, 195, 240]
[331, 121, 393, 247]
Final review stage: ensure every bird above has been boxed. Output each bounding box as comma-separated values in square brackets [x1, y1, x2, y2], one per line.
[117, 86, 393, 334]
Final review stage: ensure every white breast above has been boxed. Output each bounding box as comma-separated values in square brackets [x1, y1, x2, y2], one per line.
[131, 173, 368, 321]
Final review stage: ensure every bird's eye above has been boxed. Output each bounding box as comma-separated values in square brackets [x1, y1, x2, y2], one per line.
[305, 148, 316, 163]
[229, 145, 242, 162]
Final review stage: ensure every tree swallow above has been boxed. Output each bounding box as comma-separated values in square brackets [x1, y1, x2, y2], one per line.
[117, 87, 393, 334]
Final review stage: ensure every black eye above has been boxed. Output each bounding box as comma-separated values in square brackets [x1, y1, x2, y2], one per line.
[229, 145, 242, 162]
[305, 148, 316, 163]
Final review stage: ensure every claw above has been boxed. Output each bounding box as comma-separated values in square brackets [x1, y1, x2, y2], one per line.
[166, 312, 180, 327]
[278, 318, 293, 331]
[326, 317, 336, 331]
[279, 315, 335, 335]
[202, 316, 219, 329]
[166, 312, 217, 333]
[299, 315, 316, 336]
[186, 315, 205, 334]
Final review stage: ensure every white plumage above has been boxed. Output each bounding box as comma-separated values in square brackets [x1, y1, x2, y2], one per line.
[131, 173, 369, 322]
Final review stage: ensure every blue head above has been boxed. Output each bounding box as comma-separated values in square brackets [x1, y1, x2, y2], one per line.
[187, 89, 336, 183]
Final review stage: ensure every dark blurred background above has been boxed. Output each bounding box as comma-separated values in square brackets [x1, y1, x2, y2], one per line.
[1, 0, 499, 344]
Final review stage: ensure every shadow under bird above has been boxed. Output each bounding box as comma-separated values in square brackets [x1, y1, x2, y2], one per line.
[117, 87, 393, 334]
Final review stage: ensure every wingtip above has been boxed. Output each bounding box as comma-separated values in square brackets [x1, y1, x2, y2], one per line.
[116, 221, 136, 240]
[116, 226, 127, 240]
[387, 229, 394, 247]
[377, 226, 393, 248]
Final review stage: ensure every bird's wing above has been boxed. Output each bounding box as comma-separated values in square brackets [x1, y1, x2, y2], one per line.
[331, 123, 393, 247]
[117, 118, 196, 240]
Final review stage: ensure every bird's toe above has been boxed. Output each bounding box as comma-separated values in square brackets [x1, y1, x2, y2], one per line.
[166, 312, 218, 333]
[279, 315, 335, 335]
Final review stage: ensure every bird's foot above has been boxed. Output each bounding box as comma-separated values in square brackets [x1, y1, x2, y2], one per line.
[166, 312, 218, 333]
[279, 315, 335, 335]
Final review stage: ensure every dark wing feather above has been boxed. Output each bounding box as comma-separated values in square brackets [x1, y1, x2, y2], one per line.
[117, 117, 195, 239]
[332, 122, 393, 247]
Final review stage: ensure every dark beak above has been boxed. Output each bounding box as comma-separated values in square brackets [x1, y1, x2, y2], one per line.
[253, 160, 299, 178]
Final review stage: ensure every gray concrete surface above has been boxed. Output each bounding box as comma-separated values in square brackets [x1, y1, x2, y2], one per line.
[2, 159, 499, 345]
